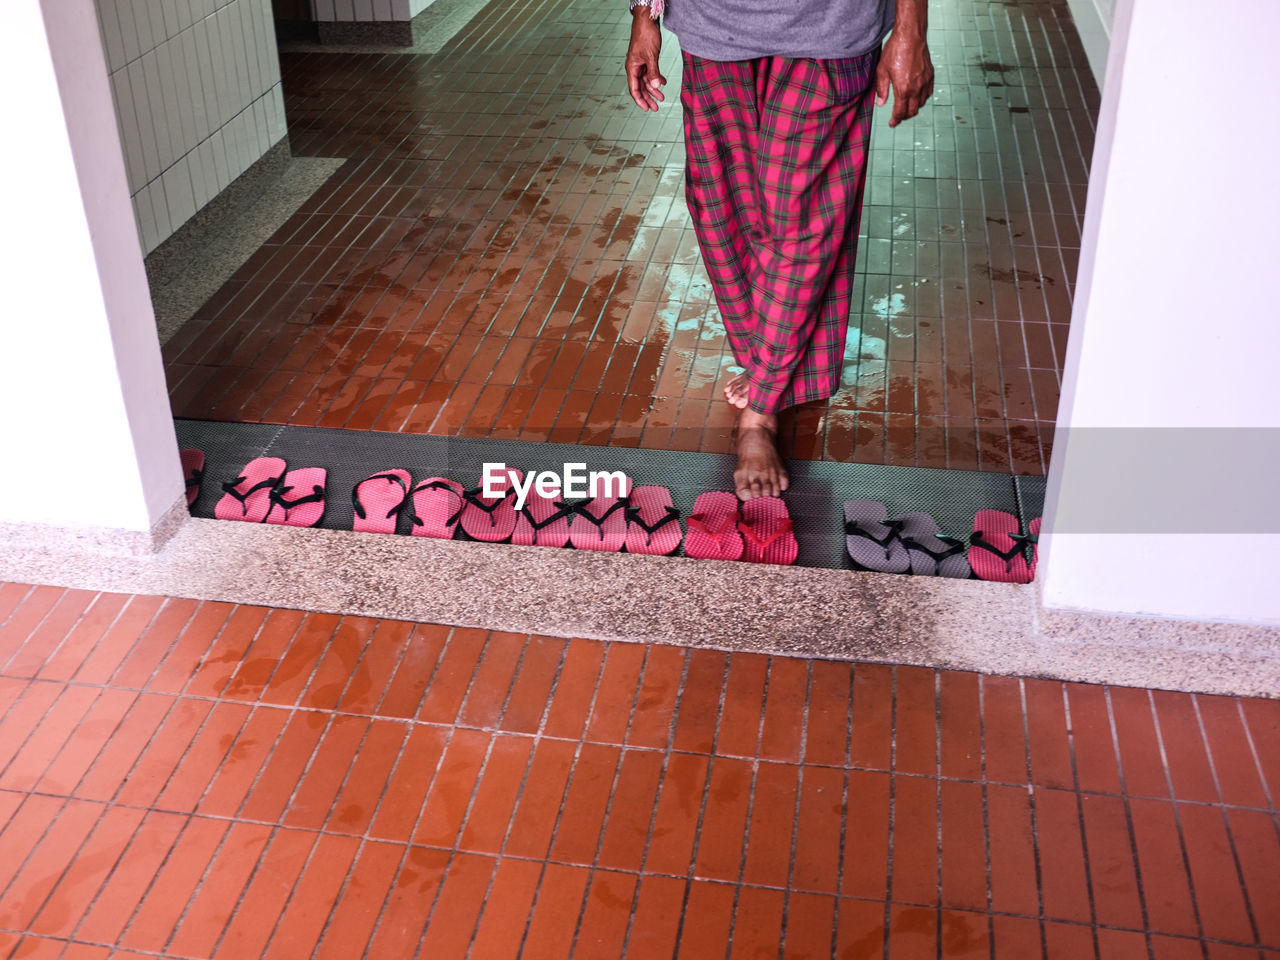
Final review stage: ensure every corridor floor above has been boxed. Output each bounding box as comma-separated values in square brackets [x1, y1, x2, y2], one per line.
[161, 0, 1092, 476]
[1, 583, 1279, 959]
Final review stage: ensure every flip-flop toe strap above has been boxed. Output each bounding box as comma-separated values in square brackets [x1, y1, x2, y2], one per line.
[902, 534, 966, 561]
[463, 486, 513, 527]
[271, 485, 325, 511]
[412, 484, 464, 529]
[687, 511, 740, 540]
[353, 473, 409, 521]
[524, 502, 574, 531]
[185, 468, 204, 489]
[220, 474, 281, 507]
[740, 516, 793, 550]
[569, 499, 627, 528]
[969, 531, 1027, 574]
[626, 506, 680, 546]
[844, 518, 903, 561]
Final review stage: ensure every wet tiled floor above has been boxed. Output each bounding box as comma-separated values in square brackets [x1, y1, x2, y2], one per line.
[162, 0, 1093, 475]
[2, 582, 1279, 959]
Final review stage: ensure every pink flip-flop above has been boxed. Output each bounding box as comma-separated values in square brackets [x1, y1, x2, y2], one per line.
[215, 456, 286, 523]
[512, 476, 572, 548]
[410, 477, 465, 540]
[353, 470, 411, 534]
[180, 449, 205, 508]
[968, 509, 1039, 583]
[624, 486, 683, 555]
[265, 467, 327, 527]
[684, 491, 744, 561]
[738, 496, 798, 565]
[568, 475, 632, 552]
[459, 469, 522, 543]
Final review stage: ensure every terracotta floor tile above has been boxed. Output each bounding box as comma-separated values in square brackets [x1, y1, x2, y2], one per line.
[1195, 695, 1269, 810]
[986, 782, 1040, 917]
[1176, 801, 1255, 944]
[849, 663, 894, 771]
[1, 684, 100, 792]
[804, 660, 852, 767]
[671, 648, 726, 755]
[894, 666, 937, 776]
[595, 748, 664, 872]
[1129, 798, 1200, 938]
[543, 639, 607, 741]
[623, 874, 685, 960]
[674, 880, 735, 960]
[417, 627, 489, 725]
[716, 653, 768, 758]
[165, 820, 274, 957]
[379, 623, 450, 719]
[1152, 690, 1221, 804]
[237, 710, 327, 823]
[1110, 686, 1171, 799]
[414, 727, 492, 848]
[106, 597, 198, 691]
[992, 914, 1042, 957]
[310, 840, 404, 960]
[690, 756, 752, 883]
[1066, 682, 1123, 795]
[417, 852, 499, 958]
[505, 737, 578, 860]
[72, 810, 187, 944]
[1042, 920, 1097, 959]
[887, 903, 939, 959]
[114, 697, 213, 808]
[499, 636, 566, 734]
[843, 769, 891, 901]
[792, 764, 844, 894]
[757, 657, 808, 763]
[939, 779, 987, 912]
[154, 701, 253, 813]
[364, 846, 450, 958]
[982, 675, 1029, 784]
[585, 643, 645, 745]
[1079, 792, 1144, 930]
[1150, 934, 1206, 960]
[575, 870, 638, 958]
[1025, 678, 1075, 789]
[1096, 927, 1149, 960]
[212, 827, 316, 960]
[299, 616, 378, 710]
[939, 670, 982, 781]
[117, 815, 230, 952]
[458, 631, 526, 728]
[456, 732, 535, 853]
[521, 862, 591, 960]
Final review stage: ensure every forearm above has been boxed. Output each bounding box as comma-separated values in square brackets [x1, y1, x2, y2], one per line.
[892, 0, 928, 39]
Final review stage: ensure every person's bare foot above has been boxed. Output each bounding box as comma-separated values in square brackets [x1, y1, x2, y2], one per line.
[734, 409, 790, 499]
[724, 373, 750, 410]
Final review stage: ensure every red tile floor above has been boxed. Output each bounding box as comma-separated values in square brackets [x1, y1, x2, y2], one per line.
[2, 582, 1279, 959]
[162, 0, 1091, 475]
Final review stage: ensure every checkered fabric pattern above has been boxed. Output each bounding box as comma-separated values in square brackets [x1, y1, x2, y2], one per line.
[681, 50, 878, 415]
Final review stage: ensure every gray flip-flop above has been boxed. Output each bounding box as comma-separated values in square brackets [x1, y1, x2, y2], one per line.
[892, 512, 972, 578]
[843, 500, 911, 573]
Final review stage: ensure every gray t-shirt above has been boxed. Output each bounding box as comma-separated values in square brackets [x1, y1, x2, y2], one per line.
[662, 0, 895, 62]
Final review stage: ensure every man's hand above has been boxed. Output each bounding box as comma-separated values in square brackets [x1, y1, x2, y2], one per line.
[626, 11, 666, 111]
[875, 24, 934, 127]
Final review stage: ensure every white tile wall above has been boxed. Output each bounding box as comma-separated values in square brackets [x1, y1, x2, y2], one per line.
[95, 0, 288, 254]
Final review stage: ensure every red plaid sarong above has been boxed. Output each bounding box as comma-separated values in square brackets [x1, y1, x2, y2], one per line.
[681, 51, 878, 414]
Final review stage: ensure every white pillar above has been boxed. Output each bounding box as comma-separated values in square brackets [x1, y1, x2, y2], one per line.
[0, 0, 184, 551]
[1040, 0, 1280, 624]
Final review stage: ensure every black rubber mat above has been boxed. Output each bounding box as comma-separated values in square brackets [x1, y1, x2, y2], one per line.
[176, 419, 1046, 573]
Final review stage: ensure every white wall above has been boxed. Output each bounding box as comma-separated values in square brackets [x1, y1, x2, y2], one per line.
[95, 0, 287, 254]
[1041, 0, 1280, 625]
[0, 0, 182, 534]
[1065, 0, 1113, 87]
